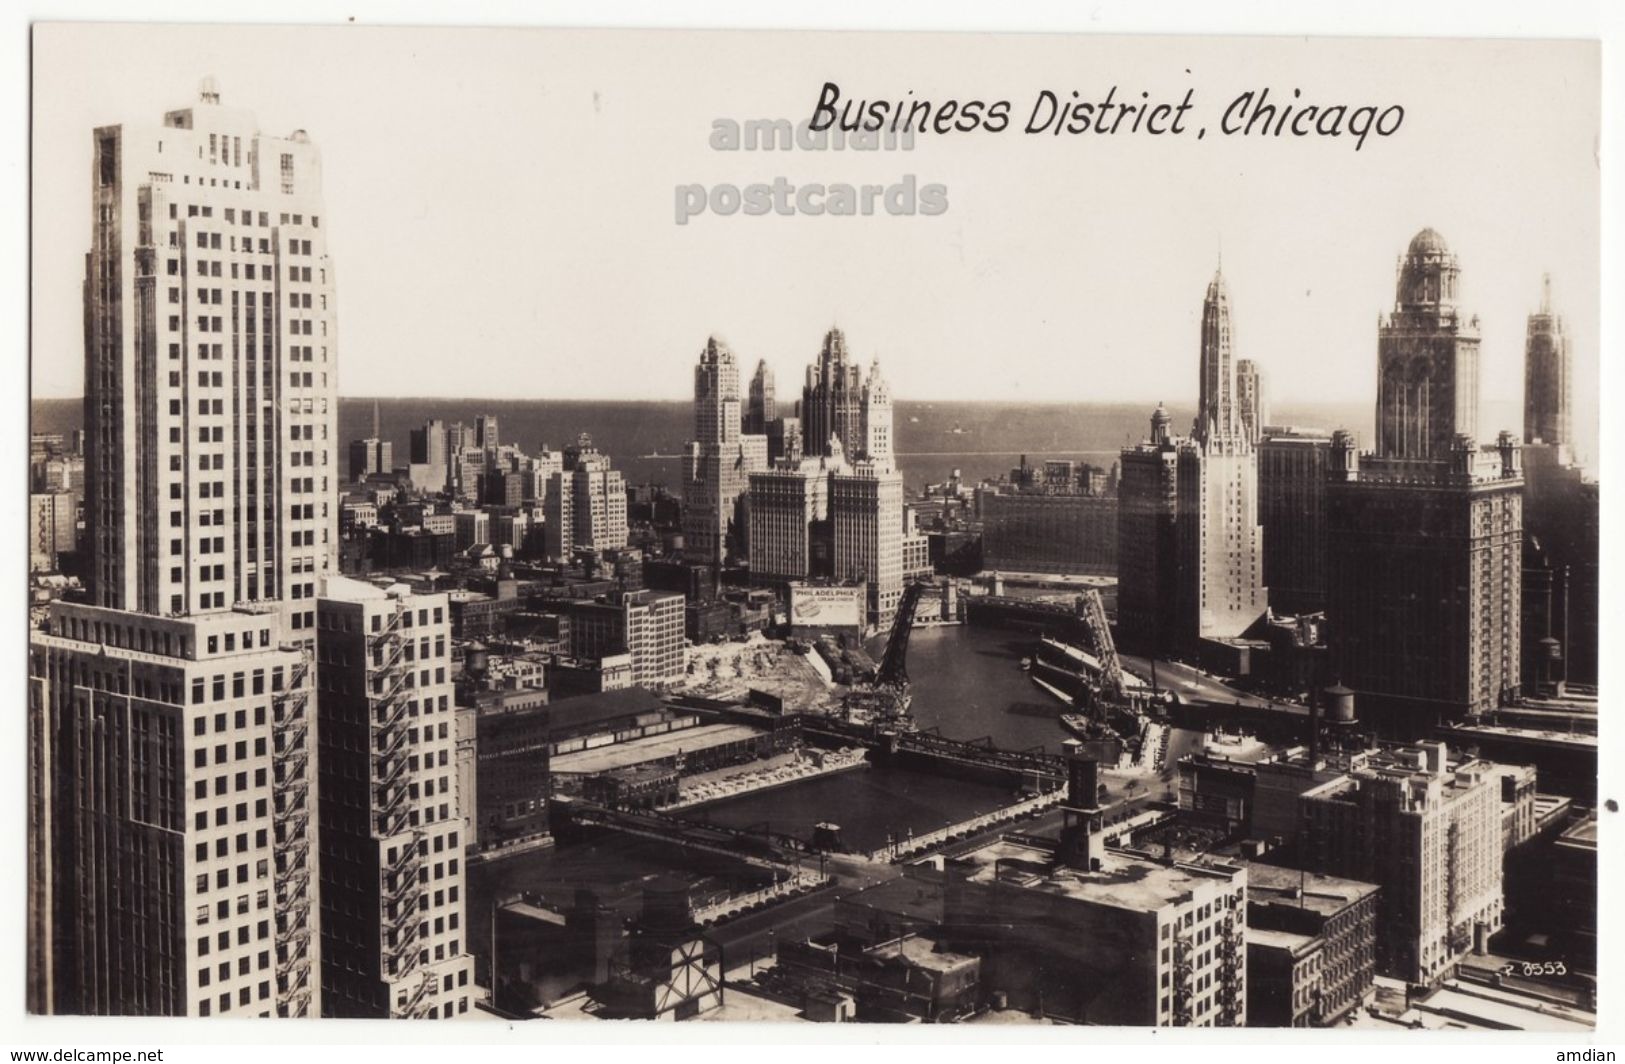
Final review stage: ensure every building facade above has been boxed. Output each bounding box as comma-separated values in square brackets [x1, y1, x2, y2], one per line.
[1376, 228, 1480, 460]
[1298, 743, 1503, 987]
[1256, 427, 1332, 616]
[30, 79, 331, 1021]
[544, 435, 628, 561]
[566, 590, 687, 688]
[28, 603, 319, 1017]
[979, 491, 1118, 577]
[1523, 274, 1571, 449]
[1326, 231, 1523, 729]
[82, 80, 338, 631]
[314, 579, 476, 1018]
[681, 337, 768, 565]
[30, 492, 78, 571]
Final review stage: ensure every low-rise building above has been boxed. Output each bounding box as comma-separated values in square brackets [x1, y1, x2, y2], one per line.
[1245, 864, 1379, 1027]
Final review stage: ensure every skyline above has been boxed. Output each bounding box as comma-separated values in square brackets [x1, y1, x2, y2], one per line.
[30, 25, 1600, 464]
[22, 18, 1605, 1034]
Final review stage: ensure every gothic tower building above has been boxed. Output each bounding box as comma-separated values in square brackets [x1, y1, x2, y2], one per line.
[1327, 230, 1522, 731]
[1523, 274, 1572, 449]
[1376, 228, 1481, 460]
[682, 337, 767, 564]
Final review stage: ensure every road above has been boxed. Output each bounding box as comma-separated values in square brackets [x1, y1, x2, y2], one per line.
[1117, 652, 1275, 710]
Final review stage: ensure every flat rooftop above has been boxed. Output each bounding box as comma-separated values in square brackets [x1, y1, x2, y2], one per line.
[1246, 863, 1379, 917]
[1246, 926, 1316, 955]
[1441, 721, 1599, 750]
[954, 837, 1242, 913]
[1557, 814, 1598, 851]
[551, 722, 766, 776]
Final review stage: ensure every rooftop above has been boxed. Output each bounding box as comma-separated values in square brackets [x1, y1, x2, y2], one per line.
[544, 686, 669, 733]
[1246, 926, 1318, 956]
[953, 837, 1243, 914]
[551, 722, 766, 776]
[1245, 863, 1379, 917]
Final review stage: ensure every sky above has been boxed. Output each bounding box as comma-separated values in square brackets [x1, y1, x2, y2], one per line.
[31, 24, 1600, 460]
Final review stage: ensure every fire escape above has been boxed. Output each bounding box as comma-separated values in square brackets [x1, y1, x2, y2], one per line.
[1216, 904, 1241, 1026]
[1171, 928, 1195, 1026]
[272, 651, 314, 1018]
[370, 602, 432, 1018]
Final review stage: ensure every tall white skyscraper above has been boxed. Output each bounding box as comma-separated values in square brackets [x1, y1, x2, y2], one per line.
[1193, 269, 1267, 639]
[30, 79, 332, 1018]
[83, 77, 338, 633]
[683, 336, 767, 564]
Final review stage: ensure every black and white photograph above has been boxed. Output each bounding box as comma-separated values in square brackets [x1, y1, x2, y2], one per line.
[8, 5, 1619, 1055]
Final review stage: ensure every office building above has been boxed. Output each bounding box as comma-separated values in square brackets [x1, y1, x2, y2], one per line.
[1117, 404, 1199, 654]
[1523, 274, 1571, 449]
[29, 79, 331, 1020]
[980, 488, 1117, 577]
[1327, 231, 1522, 728]
[1518, 279, 1596, 686]
[1375, 228, 1480, 459]
[1117, 268, 1267, 654]
[408, 419, 449, 495]
[1245, 865, 1379, 1027]
[1190, 268, 1268, 640]
[467, 687, 552, 854]
[349, 437, 392, 483]
[801, 328, 867, 459]
[681, 337, 768, 565]
[314, 578, 476, 1018]
[544, 434, 628, 561]
[744, 357, 775, 435]
[1256, 427, 1332, 615]
[81, 79, 338, 629]
[475, 414, 499, 450]
[1298, 742, 1503, 986]
[1235, 359, 1266, 446]
[29, 492, 78, 571]
[564, 590, 686, 688]
[28, 603, 318, 1016]
[751, 332, 904, 629]
[746, 456, 836, 587]
[942, 757, 1247, 1026]
[830, 463, 905, 629]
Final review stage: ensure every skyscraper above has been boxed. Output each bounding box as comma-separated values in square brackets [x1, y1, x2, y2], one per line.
[1519, 278, 1596, 685]
[82, 78, 338, 627]
[801, 328, 866, 459]
[315, 579, 476, 1018]
[744, 357, 775, 435]
[1117, 404, 1200, 654]
[545, 434, 629, 561]
[1327, 230, 1522, 729]
[1193, 270, 1268, 639]
[1523, 274, 1571, 448]
[1235, 359, 1266, 446]
[1376, 228, 1480, 460]
[751, 331, 905, 630]
[407, 418, 449, 494]
[682, 337, 767, 564]
[1118, 270, 1266, 655]
[30, 79, 327, 1018]
[1196, 270, 1240, 445]
[1256, 426, 1332, 615]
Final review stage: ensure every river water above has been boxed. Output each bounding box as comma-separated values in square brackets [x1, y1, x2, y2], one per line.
[900, 624, 1074, 755]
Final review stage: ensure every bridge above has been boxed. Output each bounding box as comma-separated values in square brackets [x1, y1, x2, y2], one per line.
[559, 798, 819, 868]
[799, 715, 1068, 784]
